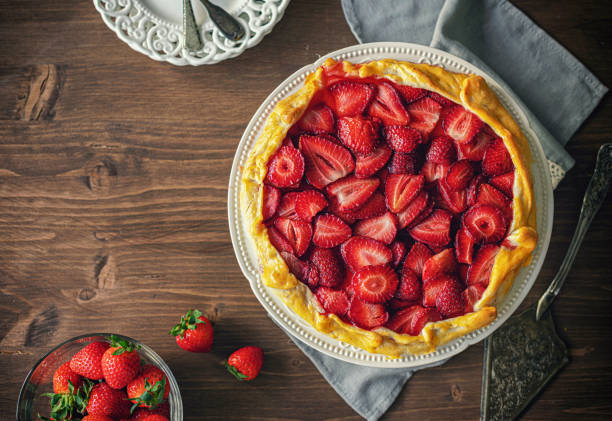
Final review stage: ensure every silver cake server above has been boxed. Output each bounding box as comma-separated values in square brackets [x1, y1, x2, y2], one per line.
[481, 143, 612, 420]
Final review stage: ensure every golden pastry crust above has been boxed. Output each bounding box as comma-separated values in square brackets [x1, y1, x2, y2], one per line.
[241, 58, 537, 357]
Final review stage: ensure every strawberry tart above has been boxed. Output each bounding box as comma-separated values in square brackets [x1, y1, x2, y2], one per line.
[240, 58, 537, 357]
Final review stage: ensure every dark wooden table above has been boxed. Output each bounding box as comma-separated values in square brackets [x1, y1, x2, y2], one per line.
[1, 1, 611, 419]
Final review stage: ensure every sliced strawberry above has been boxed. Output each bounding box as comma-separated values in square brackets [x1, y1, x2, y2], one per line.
[407, 197, 435, 229]
[458, 263, 469, 284]
[422, 248, 457, 284]
[482, 137, 514, 176]
[297, 104, 335, 134]
[421, 161, 450, 183]
[386, 305, 439, 335]
[265, 146, 305, 188]
[280, 252, 310, 283]
[407, 97, 442, 137]
[426, 136, 457, 165]
[396, 190, 429, 229]
[390, 240, 407, 268]
[438, 179, 468, 214]
[490, 172, 515, 197]
[281, 136, 295, 148]
[340, 236, 393, 272]
[385, 305, 420, 334]
[477, 183, 512, 220]
[436, 287, 466, 317]
[348, 296, 389, 329]
[409, 306, 442, 335]
[367, 82, 410, 126]
[307, 266, 320, 288]
[347, 191, 386, 220]
[337, 116, 378, 155]
[277, 192, 301, 220]
[455, 227, 475, 264]
[340, 269, 355, 297]
[328, 81, 375, 117]
[313, 214, 352, 248]
[295, 190, 328, 222]
[385, 174, 424, 213]
[310, 247, 343, 287]
[326, 176, 379, 212]
[274, 217, 313, 257]
[315, 287, 350, 316]
[299, 135, 355, 189]
[355, 144, 391, 178]
[354, 212, 398, 245]
[395, 84, 428, 103]
[462, 283, 487, 312]
[428, 92, 455, 107]
[443, 106, 484, 144]
[403, 242, 433, 278]
[467, 245, 500, 286]
[352, 264, 398, 303]
[384, 126, 422, 153]
[268, 226, 294, 254]
[395, 269, 421, 301]
[388, 152, 418, 174]
[422, 274, 461, 307]
[463, 204, 507, 244]
[262, 185, 281, 220]
[328, 198, 357, 225]
[409, 209, 453, 247]
[458, 129, 492, 161]
[467, 174, 486, 207]
[387, 298, 417, 311]
[445, 160, 474, 191]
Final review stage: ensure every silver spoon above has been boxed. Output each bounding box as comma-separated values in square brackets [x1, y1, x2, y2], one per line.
[199, 0, 245, 42]
[183, 0, 203, 51]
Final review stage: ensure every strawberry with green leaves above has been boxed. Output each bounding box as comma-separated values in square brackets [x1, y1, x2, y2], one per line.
[39, 377, 93, 421]
[170, 309, 214, 353]
[127, 364, 169, 411]
[101, 335, 141, 390]
[226, 346, 264, 381]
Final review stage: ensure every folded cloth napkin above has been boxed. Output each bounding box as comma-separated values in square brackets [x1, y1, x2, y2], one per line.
[277, 1, 608, 420]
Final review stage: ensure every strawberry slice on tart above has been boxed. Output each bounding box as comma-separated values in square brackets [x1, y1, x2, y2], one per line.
[246, 58, 536, 355]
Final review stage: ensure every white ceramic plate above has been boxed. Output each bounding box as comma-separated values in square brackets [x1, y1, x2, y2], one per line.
[228, 42, 554, 368]
[93, 0, 290, 66]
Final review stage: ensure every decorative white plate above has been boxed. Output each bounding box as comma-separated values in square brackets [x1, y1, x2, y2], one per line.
[228, 42, 554, 368]
[93, 0, 291, 66]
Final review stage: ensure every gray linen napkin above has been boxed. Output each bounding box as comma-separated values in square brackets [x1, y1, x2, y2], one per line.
[278, 1, 608, 420]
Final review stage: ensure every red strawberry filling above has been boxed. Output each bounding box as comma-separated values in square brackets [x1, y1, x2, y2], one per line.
[262, 70, 516, 336]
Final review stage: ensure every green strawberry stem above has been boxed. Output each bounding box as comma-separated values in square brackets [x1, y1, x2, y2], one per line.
[129, 376, 167, 414]
[169, 309, 207, 339]
[39, 378, 93, 420]
[225, 361, 249, 381]
[107, 334, 140, 355]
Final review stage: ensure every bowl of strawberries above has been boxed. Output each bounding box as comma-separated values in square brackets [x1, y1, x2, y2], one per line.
[16, 333, 182, 421]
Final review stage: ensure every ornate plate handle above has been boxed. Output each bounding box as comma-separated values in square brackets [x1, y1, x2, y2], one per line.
[536, 143, 612, 320]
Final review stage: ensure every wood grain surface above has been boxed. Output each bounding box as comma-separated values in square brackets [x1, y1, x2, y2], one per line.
[1, 1, 611, 419]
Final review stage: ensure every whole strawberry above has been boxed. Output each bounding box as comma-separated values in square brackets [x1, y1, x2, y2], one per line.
[53, 361, 83, 394]
[170, 309, 213, 353]
[70, 341, 109, 380]
[141, 415, 169, 421]
[125, 402, 170, 421]
[127, 364, 169, 410]
[225, 346, 264, 381]
[83, 415, 115, 421]
[40, 378, 93, 420]
[101, 335, 141, 389]
[86, 381, 131, 417]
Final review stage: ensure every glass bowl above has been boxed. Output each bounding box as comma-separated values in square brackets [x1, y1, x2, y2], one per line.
[16, 333, 183, 420]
